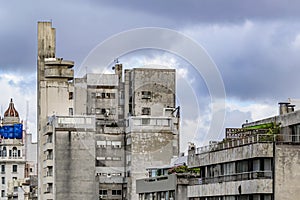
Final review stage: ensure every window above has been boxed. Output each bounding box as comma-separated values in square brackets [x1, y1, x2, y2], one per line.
[69, 92, 73, 100]
[1, 177, 4, 184]
[142, 107, 151, 115]
[99, 189, 107, 196]
[236, 160, 249, 173]
[1, 165, 5, 173]
[2, 147, 6, 157]
[97, 141, 106, 148]
[12, 147, 17, 158]
[112, 190, 122, 195]
[101, 109, 107, 115]
[141, 91, 151, 99]
[69, 108, 73, 116]
[1, 190, 4, 197]
[97, 157, 105, 161]
[111, 141, 122, 148]
[47, 150, 53, 160]
[18, 150, 21, 157]
[12, 165, 17, 173]
[47, 167, 53, 176]
[47, 134, 53, 143]
[46, 183, 53, 193]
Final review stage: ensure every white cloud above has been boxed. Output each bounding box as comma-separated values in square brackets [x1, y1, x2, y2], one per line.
[226, 99, 277, 121]
[0, 72, 37, 142]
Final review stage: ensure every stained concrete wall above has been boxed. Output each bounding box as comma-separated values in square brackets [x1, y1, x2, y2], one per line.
[188, 143, 273, 168]
[124, 68, 176, 117]
[128, 130, 178, 200]
[55, 129, 96, 200]
[188, 179, 273, 197]
[275, 144, 300, 200]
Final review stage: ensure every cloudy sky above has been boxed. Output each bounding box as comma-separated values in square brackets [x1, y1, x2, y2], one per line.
[1, 0, 300, 151]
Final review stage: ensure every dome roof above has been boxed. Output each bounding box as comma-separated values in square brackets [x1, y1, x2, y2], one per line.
[4, 98, 19, 118]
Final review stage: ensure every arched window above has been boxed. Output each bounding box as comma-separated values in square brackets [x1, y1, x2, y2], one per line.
[12, 147, 17, 158]
[2, 147, 6, 157]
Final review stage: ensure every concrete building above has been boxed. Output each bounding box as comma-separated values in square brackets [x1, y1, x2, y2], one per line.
[187, 103, 300, 200]
[124, 68, 179, 200]
[74, 68, 180, 200]
[136, 156, 200, 200]
[37, 22, 180, 200]
[74, 72, 125, 200]
[37, 22, 97, 200]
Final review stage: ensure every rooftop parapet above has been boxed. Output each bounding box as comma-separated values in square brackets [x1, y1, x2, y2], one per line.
[125, 116, 176, 133]
[44, 58, 74, 67]
[47, 115, 95, 131]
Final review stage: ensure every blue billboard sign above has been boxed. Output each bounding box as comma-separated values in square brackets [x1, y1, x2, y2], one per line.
[0, 124, 23, 139]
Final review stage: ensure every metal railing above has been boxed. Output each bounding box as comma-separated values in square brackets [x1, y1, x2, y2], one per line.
[190, 171, 272, 185]
[196, 134, 278, 154]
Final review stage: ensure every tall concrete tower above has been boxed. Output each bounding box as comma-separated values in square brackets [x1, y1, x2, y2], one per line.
[37, 22, 96, 200]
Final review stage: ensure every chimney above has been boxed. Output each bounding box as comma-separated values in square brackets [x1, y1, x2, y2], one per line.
[279, 102, 290, 115]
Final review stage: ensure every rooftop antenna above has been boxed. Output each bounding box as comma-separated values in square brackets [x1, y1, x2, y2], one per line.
[112, 58, 119, 70]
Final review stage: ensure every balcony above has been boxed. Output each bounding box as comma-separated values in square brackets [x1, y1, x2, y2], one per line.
[190, 171, 272, 185]
[44, 58, 74, 67]
[44, 68, 74, 80]
[43, 176, 54, 185]
[0, 156, 24, 162]
[0, 139, 23, 145]
[43, 143, 53, 152]
[125, 117, 175, 133]
[43, 125, 53, 135]
[188, 178, 273, 197]
[195, 134, 276, 155]
[43, 159, 53, 167]
[53, 116, 95, 131]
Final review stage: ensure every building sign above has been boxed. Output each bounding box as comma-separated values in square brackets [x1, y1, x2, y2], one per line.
[0, 124, 23, 139]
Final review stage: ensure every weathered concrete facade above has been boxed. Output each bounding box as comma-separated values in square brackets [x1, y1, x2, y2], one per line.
[124, 68, 179, 200]
[274, 144, 300, 200]
[137, 174, 192, 200]
[187, 107, 300, 200]
[37, 22, 97, 200]
[75, 70, 126, 200]
[37, 22, 180, 200]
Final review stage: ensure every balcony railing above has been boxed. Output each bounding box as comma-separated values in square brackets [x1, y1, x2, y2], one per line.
[190, 171, 272, 185]
[196, 134, 279, 154]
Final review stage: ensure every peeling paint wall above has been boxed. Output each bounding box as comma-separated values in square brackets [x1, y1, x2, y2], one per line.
[275, 144, 300, 200]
